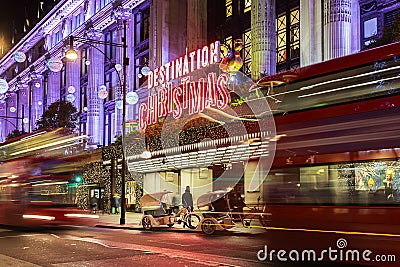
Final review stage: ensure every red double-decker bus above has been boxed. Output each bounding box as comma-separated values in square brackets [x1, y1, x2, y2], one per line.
[258, 42, 400, 265]
[0, 129, 98, 227]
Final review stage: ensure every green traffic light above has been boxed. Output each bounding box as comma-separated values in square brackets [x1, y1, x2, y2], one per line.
[74, 176, 82, 183]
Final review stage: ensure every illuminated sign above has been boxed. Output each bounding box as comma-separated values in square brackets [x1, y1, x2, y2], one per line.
[139, 41, 230, 131]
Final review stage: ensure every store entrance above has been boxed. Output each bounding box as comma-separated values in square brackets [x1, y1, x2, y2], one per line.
[90, 187, 105, 210]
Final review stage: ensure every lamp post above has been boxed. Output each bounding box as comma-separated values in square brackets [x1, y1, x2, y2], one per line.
[65, 20, 129, 225]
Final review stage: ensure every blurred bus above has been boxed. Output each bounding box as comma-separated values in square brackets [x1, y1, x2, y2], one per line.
[0, 129, 98, 227]
[256, 43, 400, 265]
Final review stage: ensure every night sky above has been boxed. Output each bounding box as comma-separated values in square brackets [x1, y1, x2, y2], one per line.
[0, 0, 59, 57]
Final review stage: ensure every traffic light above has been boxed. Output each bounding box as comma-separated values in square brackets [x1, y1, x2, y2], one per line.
[73, 175, 83, 183]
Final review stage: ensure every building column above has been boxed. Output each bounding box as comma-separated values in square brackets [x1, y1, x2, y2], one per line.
[251, 0, 276, 80]
[323, 0, 352, 60]
[300, 0, 323, 66]
[187, 0, 207, 51]
[87, 29, 104, 146]
[46, 71, 60, 107]
[150, 0, 187, 69]
[66, 58, 81, 112]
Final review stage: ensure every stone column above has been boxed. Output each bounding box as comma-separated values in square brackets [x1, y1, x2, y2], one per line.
[86, 28, 104, 146]
[150, 0, 187, 68]
[112, 6, 132, 137]
[0, 101, 6, 141]
[323, 0, 352, 60]
[46, 71, 60, 107]
[300, 0, 323, 66]
[251, 0, 276, 80]
[31, 77, 43, 132]
[187, 0, 207, 51]
[66, 56, 80, 112]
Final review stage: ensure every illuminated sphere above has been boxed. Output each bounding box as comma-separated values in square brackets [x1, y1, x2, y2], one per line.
[14, 51, 27, 63]
[47, 57, 63, 72]
[116, 100, 123, 109]
[66, 94, 75, 102]
[38, 101, 43, 106]
[0, 79, 9, 94]
[114, 64, 122, 71]
[141, 66, 150, 76]
[9, 107, 16, 113]
[35, 82, 41, 88]
[126, 91, 139, 105]
[98, 89, 108, 99]
[67, 85, 76, 94]
[23, 118, 29, 124]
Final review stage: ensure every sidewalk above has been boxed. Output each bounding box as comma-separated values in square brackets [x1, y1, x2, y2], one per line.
[93, 211, 266, 234]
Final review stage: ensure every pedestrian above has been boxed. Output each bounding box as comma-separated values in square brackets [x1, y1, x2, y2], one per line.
[90, 195, 98, 214]
[113, 194, 121, 214]
[182, 186, 193, 212]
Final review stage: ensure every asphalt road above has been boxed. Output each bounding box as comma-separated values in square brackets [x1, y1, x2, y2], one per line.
[0, 225, 395, 266]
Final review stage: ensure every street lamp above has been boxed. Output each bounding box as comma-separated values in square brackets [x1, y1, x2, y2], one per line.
[65, 20, 129, 225]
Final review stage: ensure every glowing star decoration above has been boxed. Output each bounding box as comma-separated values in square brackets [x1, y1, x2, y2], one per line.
[66, 94, 75, 102]
[0, 79, 9, 94]
[47, 57, 63, 72]
[9, 107, 16, 113]
[116, 100, 123, 109]
[68, 85, 76, 94]
[126, 91, 139, 105]
[14, 51, 27, 63]
[114, 64, 122, 71]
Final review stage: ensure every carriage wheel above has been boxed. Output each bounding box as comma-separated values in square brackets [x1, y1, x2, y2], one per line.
[201, 218, 216, 235]
[142, 216, 152, 230]
[186, 214, 201, 229]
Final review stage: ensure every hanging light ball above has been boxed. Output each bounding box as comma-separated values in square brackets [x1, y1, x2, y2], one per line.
[47, 57, 63, 72]
[126, 91, 139, 105]
[14, 51, 27, 63]
[114, 64, 122, 71]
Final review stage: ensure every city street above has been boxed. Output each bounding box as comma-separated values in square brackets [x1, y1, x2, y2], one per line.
[0, 224, 269, 266]
[0, 218, 393, 267]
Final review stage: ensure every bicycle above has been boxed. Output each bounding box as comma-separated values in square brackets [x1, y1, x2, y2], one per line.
[176, 207, 201, 229]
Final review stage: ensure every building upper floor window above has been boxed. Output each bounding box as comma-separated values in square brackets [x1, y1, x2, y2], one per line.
[276, 7, 300, 72]
[244, 0, 251, 13]
[104, 29, 117, 64]
[135, 8, 150, 46]
[242, 29, 251, 75]
[226, 0, 233, 18]
[74, 14, 81, 30]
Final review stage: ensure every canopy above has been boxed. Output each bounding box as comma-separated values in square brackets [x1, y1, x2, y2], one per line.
[140, 191, 172, 208]
[197, 190, 227, 208]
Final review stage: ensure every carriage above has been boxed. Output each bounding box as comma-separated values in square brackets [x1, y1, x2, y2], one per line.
[139, 191, 200, 230]
[196, 190, 270, 235]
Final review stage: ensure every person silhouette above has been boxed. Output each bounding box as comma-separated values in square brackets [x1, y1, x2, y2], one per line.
[182, 186, 193, 212]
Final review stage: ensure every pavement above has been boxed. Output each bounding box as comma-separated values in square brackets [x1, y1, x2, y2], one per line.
[93, 211, 266, 234]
